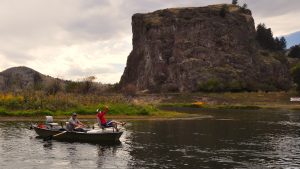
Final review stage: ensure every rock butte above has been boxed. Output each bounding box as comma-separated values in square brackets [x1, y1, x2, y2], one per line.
[120, 4, 291, 92]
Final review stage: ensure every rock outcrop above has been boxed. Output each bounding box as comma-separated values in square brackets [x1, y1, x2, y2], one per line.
[120, 4, 291, 92]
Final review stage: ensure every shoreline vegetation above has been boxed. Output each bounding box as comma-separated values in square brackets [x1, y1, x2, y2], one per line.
[0, 90, 300, 121]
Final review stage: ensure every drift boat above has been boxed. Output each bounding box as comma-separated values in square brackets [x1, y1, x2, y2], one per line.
[32, 116, 123, 143]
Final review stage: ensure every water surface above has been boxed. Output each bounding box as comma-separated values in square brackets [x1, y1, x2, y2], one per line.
[1, 110, 300, 168]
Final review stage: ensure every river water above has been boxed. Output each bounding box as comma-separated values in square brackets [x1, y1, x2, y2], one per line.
[1, 110, 300, 168]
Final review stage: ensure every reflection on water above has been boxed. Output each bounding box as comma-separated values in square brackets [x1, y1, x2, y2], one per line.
[1, 110, 300, 168]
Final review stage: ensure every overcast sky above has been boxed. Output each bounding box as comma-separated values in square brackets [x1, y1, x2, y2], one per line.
[0, 0, 299, 83]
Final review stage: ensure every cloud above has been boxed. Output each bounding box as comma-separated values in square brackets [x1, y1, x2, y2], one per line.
[0, 0, 299, 83]
[244, 0, 300, 35]
[245, 0, 300, 17]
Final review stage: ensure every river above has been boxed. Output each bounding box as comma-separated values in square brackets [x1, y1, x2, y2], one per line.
[0, 110, 300, 168]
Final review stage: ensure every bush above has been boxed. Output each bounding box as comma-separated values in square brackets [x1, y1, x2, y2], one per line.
[289, 45, 300, 58]
[122, 84, 137, 97]
[65, 79, 96, 94]
[0, 108, 8, 116]
[227, 80, 244, 92]
[97, 103, 157, 116]
[291, 64, 300, 91]
[0, 93, 24, 110]
[45, 80, 61, 95]
[198, 78, 225, 92]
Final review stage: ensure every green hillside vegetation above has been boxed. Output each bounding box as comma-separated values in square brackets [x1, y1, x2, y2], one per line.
[0, 92, 160, 117]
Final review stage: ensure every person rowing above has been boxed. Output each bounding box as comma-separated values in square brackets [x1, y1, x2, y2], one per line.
[96, 106, 125, 132]
[67, 112, 86, 132]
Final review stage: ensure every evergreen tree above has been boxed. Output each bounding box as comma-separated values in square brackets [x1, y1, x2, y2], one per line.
[256, 23, 275, 50]
[241, 3, 248, 10]
[289, 45, 300, 58]
[232, 0, 238, 5]
[279, 37, 287, 50]
[255, 23, 286, 51]
[274, 37, 281, 50]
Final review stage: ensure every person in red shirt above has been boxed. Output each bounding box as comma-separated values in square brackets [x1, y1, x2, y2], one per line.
[96, 106, 125, 132]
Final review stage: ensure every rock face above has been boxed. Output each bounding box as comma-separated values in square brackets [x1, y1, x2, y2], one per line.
[120, 4, 291, 92]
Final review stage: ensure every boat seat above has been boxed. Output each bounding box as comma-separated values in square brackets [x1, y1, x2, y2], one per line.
[47, 123, 59, 126]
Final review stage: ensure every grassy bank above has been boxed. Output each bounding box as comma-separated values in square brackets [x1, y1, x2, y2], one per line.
[0, 91, 299, 118]
[0, 92, 188, 118]
[157, 91, 300, 110]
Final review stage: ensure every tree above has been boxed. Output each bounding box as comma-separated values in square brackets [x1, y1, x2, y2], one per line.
[80, 76, 97, 94]
[45, 79, 61, 95]
[289, 45, 300, 58]
[274, 37, 281, 50]
[242, 3, 248, 9]
[274, 37, 286, 51]
[256, 23, 275, 50]
[291, 64, 300, 91]
[256, 23, 286, 51]
[33, 73, 43, 90]
[279, 37, 287, 50]
[232, 0, 238, 5]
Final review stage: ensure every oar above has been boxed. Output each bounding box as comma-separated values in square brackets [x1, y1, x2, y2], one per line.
[44, 131, 67, 141]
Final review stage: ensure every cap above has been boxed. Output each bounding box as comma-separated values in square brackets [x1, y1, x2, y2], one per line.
[103, 105, 109, 110]
[72, 112, 77, 116]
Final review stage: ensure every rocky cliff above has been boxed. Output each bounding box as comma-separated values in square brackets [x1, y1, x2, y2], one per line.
[120, 4, 291, 92]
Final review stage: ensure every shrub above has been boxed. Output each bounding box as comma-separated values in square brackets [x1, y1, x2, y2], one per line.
[0, 108, 8, 116]
[0, 93, 24, 109]
[291, 64, 300, 91]
[97, 103, 156, 116]
[289, 45, 300, 58]
[122, 84, 137, 97]
[45, 80, 61, 95]
[65, 81, 80, 93]
[227, 80, 244, 92]
[198, 78, 225, 92]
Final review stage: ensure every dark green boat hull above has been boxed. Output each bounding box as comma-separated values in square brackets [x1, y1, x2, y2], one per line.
[34, 127, 123, 143]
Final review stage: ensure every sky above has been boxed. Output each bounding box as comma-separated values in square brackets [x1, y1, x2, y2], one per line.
[0, 0, 299, 84]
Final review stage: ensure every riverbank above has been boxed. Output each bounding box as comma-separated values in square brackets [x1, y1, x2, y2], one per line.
[0, 91, 299, 119]
[157, 91, 300, 110]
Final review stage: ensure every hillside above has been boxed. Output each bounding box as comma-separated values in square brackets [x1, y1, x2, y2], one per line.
[0, 66, 64, 92]
[120, 4, 291, 92]
[0, 66, 109, 94]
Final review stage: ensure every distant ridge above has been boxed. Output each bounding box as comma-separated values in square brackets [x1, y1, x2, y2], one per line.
[0, 66, 63, 92]
[0, 66, 107, 94]
[284, 31, 300, 48]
